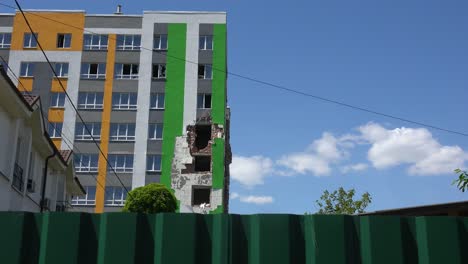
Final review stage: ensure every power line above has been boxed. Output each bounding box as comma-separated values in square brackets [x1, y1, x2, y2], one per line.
[1, 1, 465, 138]
[0, 56, 117, 206]
[13, 0, 133, 197]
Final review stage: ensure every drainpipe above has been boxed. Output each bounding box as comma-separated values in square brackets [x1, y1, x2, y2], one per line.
[41, 149, 56, 212]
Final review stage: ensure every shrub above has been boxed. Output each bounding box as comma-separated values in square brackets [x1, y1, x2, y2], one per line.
[123, 183, 177, 213]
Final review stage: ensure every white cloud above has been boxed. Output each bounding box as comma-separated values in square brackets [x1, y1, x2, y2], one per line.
[230, 155, 273, 187]
[277, 132, 346, 176]
[230, 192, 239, 200]
[341, 163, 369, 173]
[240, 195, 274, 205]
[358, 123, 468, 175]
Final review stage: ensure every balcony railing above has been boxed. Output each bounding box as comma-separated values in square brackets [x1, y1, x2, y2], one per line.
[12, 163, 24, 192]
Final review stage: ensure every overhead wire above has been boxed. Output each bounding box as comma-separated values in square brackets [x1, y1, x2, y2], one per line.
[0, 1, 466, 138]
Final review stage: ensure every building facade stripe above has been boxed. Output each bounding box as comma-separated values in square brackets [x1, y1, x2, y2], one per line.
[211, 24, 227, 190]
[160, 24, 187, 188]
[181, 23, 199, 134]
[95, 34, 117, 213]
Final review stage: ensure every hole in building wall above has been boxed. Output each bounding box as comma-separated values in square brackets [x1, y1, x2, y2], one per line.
[195, 125, 211, 150]
[192, 186, 211, 206]
[194, 156, 211, 172]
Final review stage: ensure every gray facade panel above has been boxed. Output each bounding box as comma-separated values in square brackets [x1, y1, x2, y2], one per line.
[107, 173, 133, 187]
[152, 52, 167, 64]
[145, 173, 161, 185]
[77, 110, 103, 122]
[198, 50, 212, 64]
[0, 15, 14, 27]
[81, 51, 107, 63]
[147, 140, 163, 152]
[85, 16, 142, 28]
[197, 80, 212, 93]
[74, 142, 101, 154]
[148, 110, 164, 122]
[32, 62, 53, 117]
[0, 50, 9, 62]
[115, 51, 141, 63]
[79, 80, 105, 92]
[153, 23, 168, 34]
[197, 109, 212, 120]
[68, 206, 95, 213]
[75, 174, 98, 186]
[199, 24, 214, 35]
[113, 80, 139, 92]
[150, 80, 165, 93]
[108, 142, 135, 152]
[110, 110, 136, 122]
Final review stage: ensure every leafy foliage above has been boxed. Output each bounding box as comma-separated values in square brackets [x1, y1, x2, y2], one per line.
[123, 183, 177, 213]
[314, 187, 372, 215]
[453, 169, 468, 192]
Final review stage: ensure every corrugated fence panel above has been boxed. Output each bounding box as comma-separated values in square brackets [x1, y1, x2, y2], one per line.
[0, 213, 467, 264]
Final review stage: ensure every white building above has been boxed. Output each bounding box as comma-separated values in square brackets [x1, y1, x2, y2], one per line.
[0, 66, 84, 212]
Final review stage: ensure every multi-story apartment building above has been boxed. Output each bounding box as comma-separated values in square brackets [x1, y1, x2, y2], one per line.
[0, 8, 231, 213]
[0, 66, 85, 212]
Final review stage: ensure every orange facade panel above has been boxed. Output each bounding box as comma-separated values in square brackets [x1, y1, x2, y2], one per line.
[11, 12, 85, 51]
[48, 108, 64, 122]
[51, 138, 62, 149]
[51, 78, 67, 92]
[17, 77, 33, 92]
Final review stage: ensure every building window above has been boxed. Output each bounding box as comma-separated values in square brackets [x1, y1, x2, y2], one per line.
[50, 92, 66, 108]
[153, 34, 168, 50]
[26, 151, 35, 192]
[74, 154, 99, 173]
[197, 93, 212, 109]
[110, 123, 135, 141]
[199, 35, 213, 50]
[0, 33, 11, 48]
[198, 64, 212, 79]
[146, 154, 162, 172]
[77, 92, 104, 109]
[116, 34, 141, 50]
[12, 138, 24, 191]
[108, 154, 133, 173]
[48, 122, 62, 138]
[192, 186, 211, 206]
[54, 63, 69, 77]
[20, 62, 34, 77]
[104, 186, 129, 206]
[152, 64, 166, 79]
[57, 33, 72, 48]
[23, 32, 38, 48]
[148, 123, 163, 140]
[112, 92, 137, 110]
[81, 63, 106, 79]
[115, 64, 139, 79]
[83, 34, 108, 50]
[195, 156, 211, 172]
[75, 123, 101, 141]
[71, 186, 96, 205]
[150, 93, 165, 109]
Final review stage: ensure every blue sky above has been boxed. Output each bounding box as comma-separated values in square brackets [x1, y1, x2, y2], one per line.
[6, 0, 468, 214]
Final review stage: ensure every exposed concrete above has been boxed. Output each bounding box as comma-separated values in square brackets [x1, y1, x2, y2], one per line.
[170, 121, 225, 213]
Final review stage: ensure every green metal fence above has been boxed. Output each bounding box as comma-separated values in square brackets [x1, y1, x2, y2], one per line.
[0, 213, 466, 263]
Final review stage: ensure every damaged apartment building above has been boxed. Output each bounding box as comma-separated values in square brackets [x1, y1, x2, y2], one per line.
[0, 8, 231, 213]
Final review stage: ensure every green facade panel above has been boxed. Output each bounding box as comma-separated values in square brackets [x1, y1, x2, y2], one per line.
[160, 23, 187, 189]
[1, 212, 467, 264]
[211, 24, 227, 197]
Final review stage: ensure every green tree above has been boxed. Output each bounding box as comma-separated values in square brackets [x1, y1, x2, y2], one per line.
[123, 183, 177, 213]
[453, 169, 468, 192]
[314, 187, 372, 215]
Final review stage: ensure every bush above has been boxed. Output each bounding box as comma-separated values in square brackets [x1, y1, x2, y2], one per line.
[123, 183, 177, 213]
